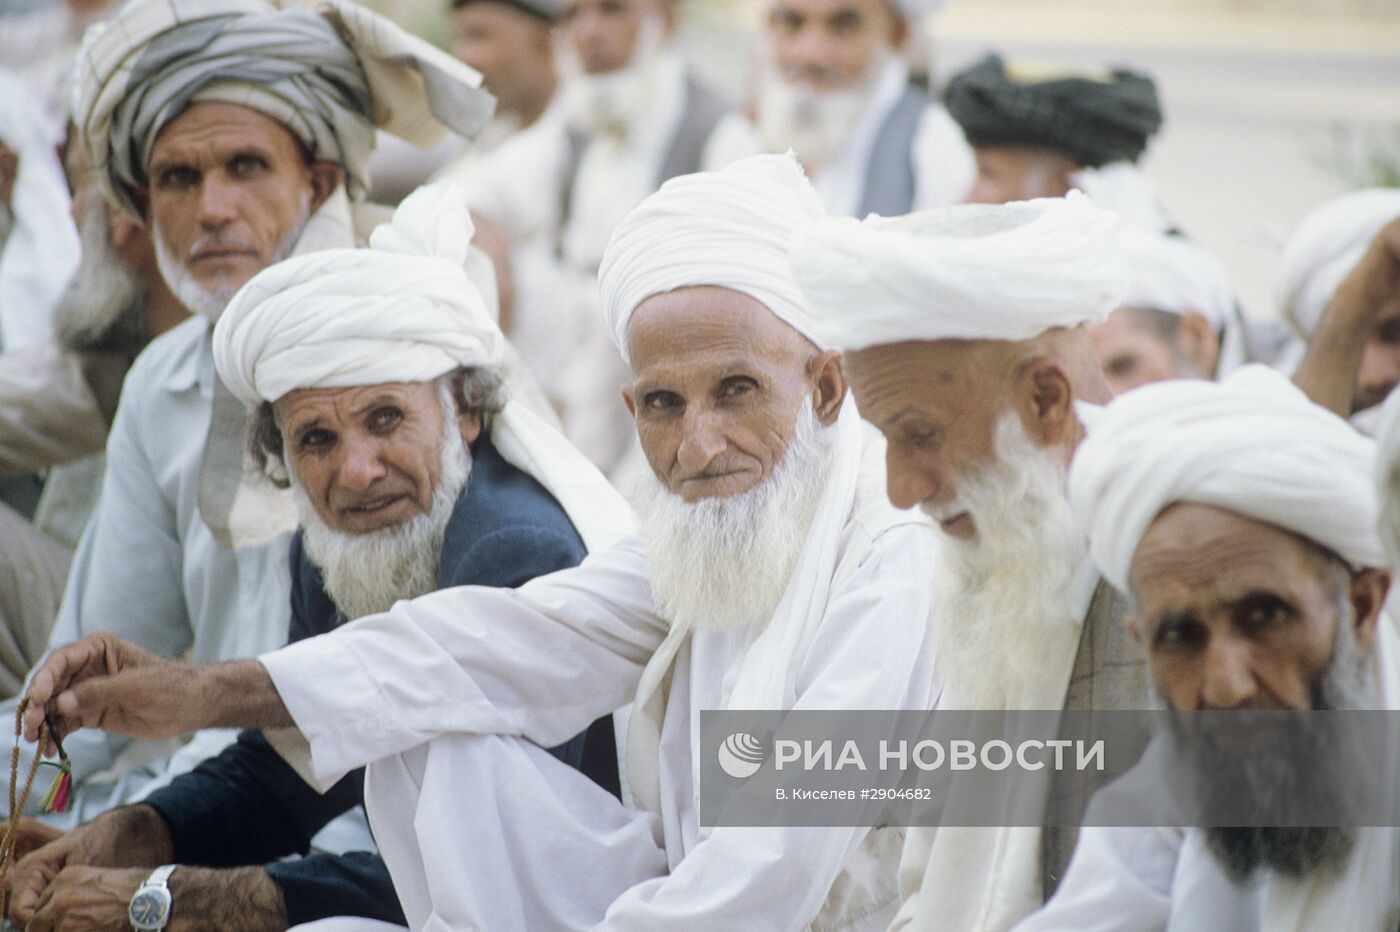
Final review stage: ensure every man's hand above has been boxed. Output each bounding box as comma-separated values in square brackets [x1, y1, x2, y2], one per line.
[7, 818, 64, 863]
[22, 633, 290, 753]
[24, 864, 287, 932]
[23, 633, 192, 753]
[9, 806, 173, 926]
[1293, 215, 1400, 416]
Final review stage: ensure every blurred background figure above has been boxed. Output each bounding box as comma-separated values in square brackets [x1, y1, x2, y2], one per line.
[703, 0, 975, 214]
[373, 0, 563, 204]
[1091, 226, 1244, 395]
[457, 0, 733, 479]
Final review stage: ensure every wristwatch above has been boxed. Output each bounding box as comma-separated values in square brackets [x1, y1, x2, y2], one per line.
[128, 864, 177, 931]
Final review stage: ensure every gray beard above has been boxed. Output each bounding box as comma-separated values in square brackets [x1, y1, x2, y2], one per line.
[925, 413, 1086, 709]
[755, 47, 890, 173]
[1179, 607, 1377, 883]
[153, 194, 308, 323]
[631, 398, 832, 633]
[556, 16, 665, 135]
[296, 396, 472, 621]
[54, 195, 147, 355]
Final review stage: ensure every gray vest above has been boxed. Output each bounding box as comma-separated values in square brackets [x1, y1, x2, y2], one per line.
[1039, 579, 1150, 899]
[854, 82, 930, 219]
[557, 72, 729, 252]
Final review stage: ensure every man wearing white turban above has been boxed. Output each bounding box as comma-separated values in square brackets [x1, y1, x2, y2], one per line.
[1089, 226, 1247, 396]
[703, 0, 974, 216]
[2, 0, 493, 831]
[9, 182, 623, 932]
[1279, 188, 1400, 434]
[792, 192, 1148, 930]
[25, 155, 940, 930]
[1018, 365, 1400, 930]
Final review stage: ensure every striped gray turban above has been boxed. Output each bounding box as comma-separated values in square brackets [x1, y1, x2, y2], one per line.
[73, 0, 494, 219]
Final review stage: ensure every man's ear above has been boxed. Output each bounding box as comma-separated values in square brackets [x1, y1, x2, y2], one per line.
[657, 0, 678, 34]
[1349, 567, 1390, 653]
[307, 161, 341, 213]
[808, 350, 847, 427]
[1015, 358, 1075, 447]
[621, 383, 637, 419]
[107, 204, 140, 252]
[1176, 310, 1220, 378]
[449, 373, 484, 446]
[888, 12, 909, 49]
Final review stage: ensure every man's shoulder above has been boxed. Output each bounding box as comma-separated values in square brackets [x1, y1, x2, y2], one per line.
[121, 316, 208, 399]
[440, 440, 586, 588]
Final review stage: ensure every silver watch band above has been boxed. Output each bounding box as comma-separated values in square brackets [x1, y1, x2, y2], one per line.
[145, 864, 178, 888]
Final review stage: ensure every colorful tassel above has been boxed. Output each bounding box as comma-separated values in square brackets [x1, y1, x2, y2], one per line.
[38, 759, 71, 813]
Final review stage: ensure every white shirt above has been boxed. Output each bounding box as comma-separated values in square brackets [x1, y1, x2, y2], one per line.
[5, 316, 293, 826]
[262, 428, 941, 928]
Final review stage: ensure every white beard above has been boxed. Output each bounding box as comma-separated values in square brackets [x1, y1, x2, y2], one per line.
[557, 15, 666, 136]
[632, 399, 832, 633]
[154, 191, 309, 323]
[53, 194, 146, 353]
[756, 44, 891, 173]
[926, 412, 1086, 710]
[295, 393, 473, 621]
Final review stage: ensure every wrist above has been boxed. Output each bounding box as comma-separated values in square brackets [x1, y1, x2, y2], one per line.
[83, 805, 175, 868]
[165, 866, 287, 932]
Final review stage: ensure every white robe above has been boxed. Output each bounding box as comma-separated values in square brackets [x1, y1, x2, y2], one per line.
[261, 424, 941, 930]
[1014, 619, 1400, 932]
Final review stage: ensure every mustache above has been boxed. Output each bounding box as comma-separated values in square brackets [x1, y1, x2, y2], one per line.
[778, 63, 858, 88]
[188, 231, 257, 259]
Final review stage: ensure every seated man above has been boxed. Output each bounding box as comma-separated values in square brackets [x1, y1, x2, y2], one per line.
[1090, 226, 1241, 395]
[1277, 188, 1400, 433]
[5, 0, 492, 827]
[791, 193, 1149, 928]
[1017, 365, 1399, 929]
[11, 185, 629, 930]
[25, 155, 939, 930]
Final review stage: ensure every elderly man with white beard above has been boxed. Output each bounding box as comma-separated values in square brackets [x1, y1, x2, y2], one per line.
[791, 192, 1150, 930]
[457, 0, 731, 477]
[8, 183, 626, 932]
[703, 0, 974, 216]
[1014, 365, 1400, 930]
[0, 0, 494, 830]
[23, 154, 939, 930]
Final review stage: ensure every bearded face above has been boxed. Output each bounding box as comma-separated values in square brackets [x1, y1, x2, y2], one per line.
[924, 411, 1087, 709]
[632, 397, 832, 632]
[292, 380, 473, 620]
[53, 192, 147, 355]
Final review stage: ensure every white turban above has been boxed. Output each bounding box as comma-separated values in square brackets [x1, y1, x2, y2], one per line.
[889, 0, 951, 23]
[1374, 389, 1400, 569]
[214, 180, 633, 554]
[73, 0, 493, 219]
[1070, 365, 1384, 594]
[1119, 227, 1234, 331]
[598, 153, 827, 363]
[1275, 188, 1400, 339]
[792, 191, 1127, 350]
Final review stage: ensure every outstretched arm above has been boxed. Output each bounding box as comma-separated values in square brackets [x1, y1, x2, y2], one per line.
[22, 633, 289, 754]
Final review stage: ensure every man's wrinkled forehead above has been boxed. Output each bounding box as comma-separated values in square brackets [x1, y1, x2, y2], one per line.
[274, 380, 438, 423]
[625, 285, 814, 375]
[1129, 502, 1333, 606]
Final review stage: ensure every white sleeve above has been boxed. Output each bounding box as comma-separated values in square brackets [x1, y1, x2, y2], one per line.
[912, 105, 976, 210]
[1015, 826, 1181, 932]
[261, 537, 668, 788]
[599, 523, 940, 930]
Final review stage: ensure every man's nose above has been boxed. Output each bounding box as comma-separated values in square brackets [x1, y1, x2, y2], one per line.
[675, 410, 728, 476]
[1199, 635, 1259, 710]
[885, 447, 938, 510]
[336, 435, 389, 493]
[196, 173, 239, 229]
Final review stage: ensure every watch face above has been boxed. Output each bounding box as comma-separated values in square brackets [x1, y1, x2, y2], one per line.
[129, 888, 171, 928]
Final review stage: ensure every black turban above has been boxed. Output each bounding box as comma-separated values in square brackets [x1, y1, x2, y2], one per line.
[944, 54, 1163, 168]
